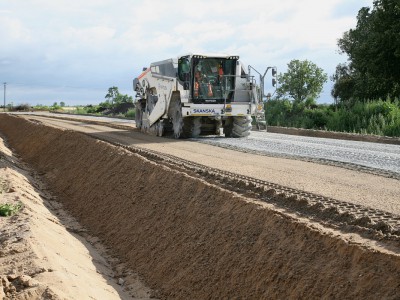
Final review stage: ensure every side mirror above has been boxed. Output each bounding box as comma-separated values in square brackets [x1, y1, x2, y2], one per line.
[178, 57, 190, 81]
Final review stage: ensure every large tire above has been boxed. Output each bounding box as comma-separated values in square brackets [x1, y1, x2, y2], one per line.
[215, 117, 222, 135]
[223, 117, 233, 137]
[170, 100, 202, 139]
[192, 117, 202, 138]
[156, 121, 164, 137]
[135, 104, 142, 129]
[171, 101, 183, 139]
[231, 116, 252, 137]
[181, 117, 201, 138]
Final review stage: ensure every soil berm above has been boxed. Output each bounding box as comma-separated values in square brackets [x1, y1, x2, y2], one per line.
[1, 114, 400, 299]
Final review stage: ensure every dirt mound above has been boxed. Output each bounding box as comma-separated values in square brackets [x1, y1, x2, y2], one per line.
[0, 127, 139, 299]
[1, 114, 400, 299]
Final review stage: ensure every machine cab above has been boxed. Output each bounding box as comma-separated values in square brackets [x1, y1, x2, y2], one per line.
[178, 54, 239, 104]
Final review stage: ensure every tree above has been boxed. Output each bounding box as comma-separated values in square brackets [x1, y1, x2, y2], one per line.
[60, 101, 65, 107]
[330, 63, 355, 105]
[105, 86, 120, 105]
[334, 0, 400, 101]
[276, 59, 327, 105]
[100, 87, 134, 114]
[114, 94, 133, 104]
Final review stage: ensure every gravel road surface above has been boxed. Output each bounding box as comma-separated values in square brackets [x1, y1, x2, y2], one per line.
[16, 112, 400, 176]
[197, 131, 400, 176]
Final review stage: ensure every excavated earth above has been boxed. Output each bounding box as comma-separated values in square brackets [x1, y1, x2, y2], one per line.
[1, 114, 400, 299]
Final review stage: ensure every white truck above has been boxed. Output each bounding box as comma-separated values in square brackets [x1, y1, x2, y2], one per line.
[133, 53, 275, 138]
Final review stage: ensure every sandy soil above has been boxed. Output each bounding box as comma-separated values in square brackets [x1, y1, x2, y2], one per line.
[1, 114, 400, 299]
[0, 134, 152, 299]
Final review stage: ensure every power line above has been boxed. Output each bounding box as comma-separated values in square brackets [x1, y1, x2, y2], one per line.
[3, 82, 6, 112]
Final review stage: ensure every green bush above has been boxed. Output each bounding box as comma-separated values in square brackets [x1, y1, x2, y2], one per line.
[0, 202, 23, 216]
[13, 104, 31, 111]
[125, 108, 136, 119]
[74, 106, 89, 114]
[33, 105, 50, 111]
[265, 98, 400, 136]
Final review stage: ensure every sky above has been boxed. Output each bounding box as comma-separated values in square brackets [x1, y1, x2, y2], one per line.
[0, 0, 374, 106]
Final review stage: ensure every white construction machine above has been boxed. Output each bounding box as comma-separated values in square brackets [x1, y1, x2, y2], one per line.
[133, 53, 276, 138]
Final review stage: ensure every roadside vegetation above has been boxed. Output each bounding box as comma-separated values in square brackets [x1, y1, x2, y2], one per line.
[7, 87, 136, 119]
[266, 98, 400, 136]
[63, 86, 135, 119]
[269, 0, 400, 137]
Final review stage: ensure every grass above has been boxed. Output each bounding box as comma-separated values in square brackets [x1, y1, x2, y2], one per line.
[0, 180, 22, 216]
[0, 202, 23, 217]
[265, 98, 400, 137]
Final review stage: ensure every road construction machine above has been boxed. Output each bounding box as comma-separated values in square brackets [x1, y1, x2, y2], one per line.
[133, 53, 275, 138]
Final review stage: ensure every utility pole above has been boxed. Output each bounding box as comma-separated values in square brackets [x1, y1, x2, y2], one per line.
[3, 82, 6, 112]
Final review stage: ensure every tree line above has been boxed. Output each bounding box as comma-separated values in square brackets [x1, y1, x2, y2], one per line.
[270, 0, 400, 136]
[332, 0, 400, 103]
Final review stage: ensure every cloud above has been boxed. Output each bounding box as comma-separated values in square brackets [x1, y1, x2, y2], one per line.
[0, 15, 32, 47]
[0, 0, 374, 105]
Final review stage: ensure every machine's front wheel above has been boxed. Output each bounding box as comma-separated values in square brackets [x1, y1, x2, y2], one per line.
[156, 121, 164, 137]
[231, 116, 252, 137]
[223, 117, 233, 137]
[224, 116, 251, 138]
[192, 117, 202, 138]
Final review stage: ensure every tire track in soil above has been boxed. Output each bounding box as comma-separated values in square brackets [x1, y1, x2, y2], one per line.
[96, 139, 400, 240]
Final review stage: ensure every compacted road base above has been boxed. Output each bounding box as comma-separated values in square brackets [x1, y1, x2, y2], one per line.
[1, 114, 400, 299]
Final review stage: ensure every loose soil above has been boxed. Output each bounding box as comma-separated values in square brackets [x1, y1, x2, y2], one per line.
[0, 128, 152, 298]
[1, 114, 400, 299]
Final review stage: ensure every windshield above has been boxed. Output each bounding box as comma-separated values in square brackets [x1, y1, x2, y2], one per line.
[192, 58, 236, 102]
